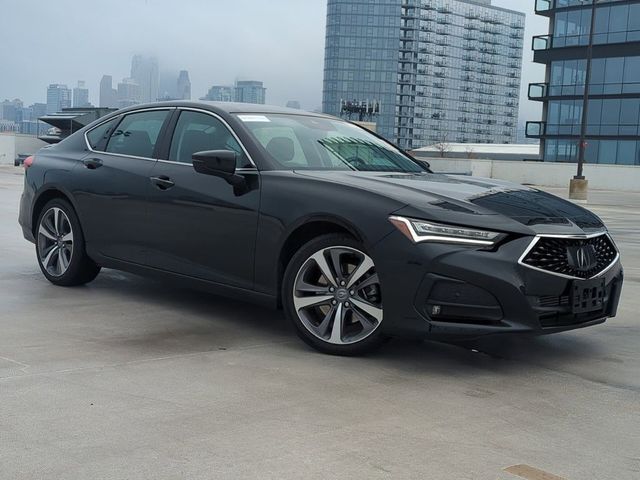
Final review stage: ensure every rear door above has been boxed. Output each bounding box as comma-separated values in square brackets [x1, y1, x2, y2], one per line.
[144, 108, 260, 289]
[74, 108, 172, 264]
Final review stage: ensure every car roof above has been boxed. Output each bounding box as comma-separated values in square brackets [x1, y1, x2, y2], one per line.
[114, 100, 334, 119]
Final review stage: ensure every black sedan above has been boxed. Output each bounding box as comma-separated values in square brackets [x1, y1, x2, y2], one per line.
[19, 102, 623, 355]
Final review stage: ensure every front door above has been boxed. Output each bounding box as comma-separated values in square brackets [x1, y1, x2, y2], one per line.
[145, 109, 260, 290]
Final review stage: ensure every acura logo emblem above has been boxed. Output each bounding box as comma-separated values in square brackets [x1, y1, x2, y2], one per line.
[567, 245, 598, 271]
[577, 247, 588, 270]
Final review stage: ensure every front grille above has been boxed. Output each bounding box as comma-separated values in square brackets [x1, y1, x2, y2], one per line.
[521, 234, 618, 279]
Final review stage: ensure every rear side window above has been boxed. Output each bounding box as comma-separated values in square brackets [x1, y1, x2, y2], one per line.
[86, 117, 119, 151]
[105, 110, 169, 158]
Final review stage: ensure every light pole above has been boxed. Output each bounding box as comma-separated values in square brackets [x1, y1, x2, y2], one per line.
[570, 0, 597, 201]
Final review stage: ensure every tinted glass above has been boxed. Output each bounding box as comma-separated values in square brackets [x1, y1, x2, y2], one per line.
[169, 111, 250, 167]
[86, 118, 118, 150]
[238, 114, 425, 173]
[105, 110, 169, 158]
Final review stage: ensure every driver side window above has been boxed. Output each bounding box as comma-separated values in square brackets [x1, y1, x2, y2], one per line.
[169, 111, 251, 167]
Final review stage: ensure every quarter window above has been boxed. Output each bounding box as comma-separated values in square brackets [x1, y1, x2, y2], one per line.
[169, 111, 251, 167]
[86, 117, 119, 151]
[105, 110, 169, 159]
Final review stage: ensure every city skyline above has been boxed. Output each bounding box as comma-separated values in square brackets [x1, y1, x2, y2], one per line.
[0, 0, 546, 121]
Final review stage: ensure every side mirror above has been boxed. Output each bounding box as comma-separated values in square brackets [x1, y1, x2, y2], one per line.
[192, 150, 237, 178]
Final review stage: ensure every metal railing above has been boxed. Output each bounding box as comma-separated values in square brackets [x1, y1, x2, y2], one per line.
[528, 83, 548, 100]
[533, 30, 640, 51]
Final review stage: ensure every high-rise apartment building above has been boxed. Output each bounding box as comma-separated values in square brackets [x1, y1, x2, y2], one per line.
[99, 75, 118, 108]
[131, 55, 159, 103]
[201, 85, 235, 102]
[526, 0, 640, 165]
[323, 0, 525, 149]
[235, 80, 266, 104]
[73, 81, 90, 108]
[46, 84, 71, 114]
[177, 70, 191, 100]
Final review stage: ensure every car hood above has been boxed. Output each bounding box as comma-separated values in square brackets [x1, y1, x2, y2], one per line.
[294, 171, 604, 236]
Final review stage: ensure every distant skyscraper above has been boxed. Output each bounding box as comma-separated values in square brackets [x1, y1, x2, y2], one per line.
[72, 81, 90, 108]
[1, 98, 23, 122]
[99, 75, 118, 108]
[235, 80, 266, 104]
[323, 0, 525, 149]
[286, 100, 301, 109]
[177, 70, 191, 100]
[158, 71, 178, 100]
[117, 78, 142, 108]
[19, 102, 47, 135]
[31, 102, 47, 118]
[131, 55, 159, 102]
[201, 85, 235, 102]
[46, 84, 71, 114]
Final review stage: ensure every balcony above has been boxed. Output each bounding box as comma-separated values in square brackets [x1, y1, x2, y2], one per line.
[532, 35, 552, 51]
[535, 0, 601, 16]
[526, 121, 546, 138]
[528, 83, 548, 100]
[533, 33, 592, 51]
[535, 0, 553, 15]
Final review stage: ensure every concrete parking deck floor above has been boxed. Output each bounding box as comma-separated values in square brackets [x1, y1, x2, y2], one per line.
[1, 167, 638, 480]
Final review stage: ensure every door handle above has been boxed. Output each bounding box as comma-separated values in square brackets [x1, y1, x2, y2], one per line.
[83, 158, 103, 170]
[150, 175, 175, 191]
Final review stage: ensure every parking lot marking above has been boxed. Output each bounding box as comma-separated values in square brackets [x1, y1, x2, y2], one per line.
[504, 464, 568, 480]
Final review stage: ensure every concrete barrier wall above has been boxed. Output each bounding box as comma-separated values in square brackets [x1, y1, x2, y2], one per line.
[0, 134, 47, 165]
[0, 135, 16, 165]
[425, 157, 640, 192]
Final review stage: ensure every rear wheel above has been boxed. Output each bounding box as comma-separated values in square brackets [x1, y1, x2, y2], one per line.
[283, 234, 386, 355]
[36, 199, 100, 286]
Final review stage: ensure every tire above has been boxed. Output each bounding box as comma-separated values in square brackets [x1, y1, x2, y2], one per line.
[282, 234, 386, 356]
[35, 198, 100, 286]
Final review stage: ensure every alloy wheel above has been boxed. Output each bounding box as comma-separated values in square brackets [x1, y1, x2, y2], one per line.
[37, 207, 74, 277]
[293, 246, 383, 345]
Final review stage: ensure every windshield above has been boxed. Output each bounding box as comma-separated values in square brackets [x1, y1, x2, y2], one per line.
[236, 113, 426, 173]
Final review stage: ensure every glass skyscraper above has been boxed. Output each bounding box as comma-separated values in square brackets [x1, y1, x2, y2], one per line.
[527, 0, 640, 165]
[46, 84, 71, 114]
[322, 0, 525, 150]
[235, 81, 267, 105]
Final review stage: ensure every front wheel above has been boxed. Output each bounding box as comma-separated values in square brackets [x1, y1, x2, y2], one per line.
[282, 234, 386, 356]
[35, 198, 100, 286]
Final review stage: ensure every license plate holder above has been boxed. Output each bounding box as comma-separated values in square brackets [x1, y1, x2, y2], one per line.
[571, 277, 605, 314]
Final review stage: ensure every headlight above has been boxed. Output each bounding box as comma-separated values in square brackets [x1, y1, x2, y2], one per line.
[389, 216, 503, 246]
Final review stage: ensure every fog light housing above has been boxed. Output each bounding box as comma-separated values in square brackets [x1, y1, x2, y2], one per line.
[425, 279, 503, 324]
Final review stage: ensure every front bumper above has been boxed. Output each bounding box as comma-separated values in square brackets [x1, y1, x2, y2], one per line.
[371, 232, 623, 340]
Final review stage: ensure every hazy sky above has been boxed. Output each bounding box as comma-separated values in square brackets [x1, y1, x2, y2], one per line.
[1, 0, 547, 123]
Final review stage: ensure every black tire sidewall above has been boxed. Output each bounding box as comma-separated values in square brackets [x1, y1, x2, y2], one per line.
[282, 234, 386, 356]
[35, 198, 98, 286]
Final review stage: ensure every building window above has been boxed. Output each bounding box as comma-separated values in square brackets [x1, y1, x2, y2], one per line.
[549, 59, 587, 96]
[593, 3, 640, 45]
[590, 56, 640, 95]
[547, 100, 583, 135]
[553, 9, 591, 47]
[586, 98, 640, 136]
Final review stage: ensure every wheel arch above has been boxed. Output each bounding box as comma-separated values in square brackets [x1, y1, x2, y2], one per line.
[276, 216, 366, 307]
[31, 187, 80, 237]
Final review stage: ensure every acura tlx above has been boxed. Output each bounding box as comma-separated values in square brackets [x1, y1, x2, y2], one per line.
[19, 102, 623, 355]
